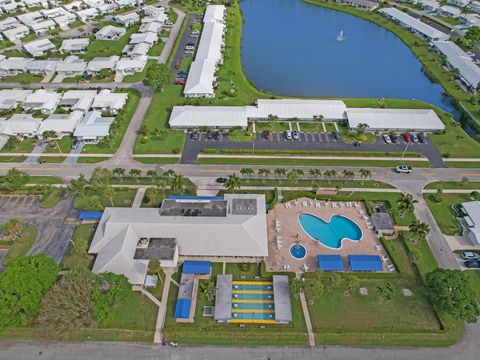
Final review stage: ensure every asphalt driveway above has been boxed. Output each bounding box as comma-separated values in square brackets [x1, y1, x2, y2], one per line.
[181, 131, 444, 167]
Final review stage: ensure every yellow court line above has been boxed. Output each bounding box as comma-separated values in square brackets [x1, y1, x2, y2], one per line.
[232, 290, 273, 295]
[232, 309, 274, 314]
[232, 299, 274, 304]
[232, 281, 273, 285]
[229, 319, 277, 324]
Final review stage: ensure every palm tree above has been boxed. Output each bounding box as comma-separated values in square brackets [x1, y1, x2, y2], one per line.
[199, 280, 217, 302]
[163, 169, 176, 178]
[324, 170, 337, 179]
[224, 173, 241, 193]
[359, 168, 372, 180]
[240, 168, 254, 177]
[67, 174, 89, 199]
[274, 168, 287, 178]
[313, 115, 324, 130]
[396, 193, 418, 217]
[1, 218, 23, 241]
[309, 168, 321, 178]
[409, 220, 430, 242]
[89, 195, 104, 210]
[258, 168, 271, 177]
[311, 182, 319, 194]
[113, 168, 125, 178]
[408, 247, 422, 265]
[103, 186, 115, 207]
[342, 170, 355, 180]
[129, 168, 142, 177]
[146, 170, 157, 183]
[170, 174, 185, 193]
[287, 170, 300, 187]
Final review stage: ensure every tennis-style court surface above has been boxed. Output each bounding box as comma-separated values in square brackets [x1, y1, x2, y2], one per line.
[231, 281, 276, 324]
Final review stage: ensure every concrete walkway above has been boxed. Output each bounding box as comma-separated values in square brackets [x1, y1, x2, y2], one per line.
[198, 154, 428, 161]
[132, 187, 146, 208]
[423, 189, 480, 193]
[299, 292, 315, 346]
[141, 288, 162, 307]
[23, 141, 47, 164]
[154, 269, 174, 343]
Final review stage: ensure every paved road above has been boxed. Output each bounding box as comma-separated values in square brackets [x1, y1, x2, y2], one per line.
[159, 6, 187, 64]
[181, 132, 444, 167]
[0, 320, 479, 360]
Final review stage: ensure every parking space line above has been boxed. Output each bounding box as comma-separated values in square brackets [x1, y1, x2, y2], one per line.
[325, 133, 330, 142]
[17, 197, 27, 207]
[23, 196, 35, 207]
[304, 133, 308, 142]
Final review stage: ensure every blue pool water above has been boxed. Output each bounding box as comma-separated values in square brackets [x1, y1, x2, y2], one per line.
[240, 0, 456, 113]
[298, 213, 362, 249]
[290, 244, 307, 260]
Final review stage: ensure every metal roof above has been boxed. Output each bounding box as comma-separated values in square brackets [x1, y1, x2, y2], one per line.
[273, 276, 292, 323]
[317, 255, 344, 271]
[348, 255, 383, 272]
[169, 105, 247, 128]
[249, 99, 348, 120]
[182, 261, 211, 275]
[214, 274, 232, 321]
[174, 298, 191, 319]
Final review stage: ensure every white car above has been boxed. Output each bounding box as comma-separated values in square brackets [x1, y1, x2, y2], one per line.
[284, 130, 292, 140]
[461, 252, 479, 261]
[383, 134, 392, 144]
[395, 165, 412, 174]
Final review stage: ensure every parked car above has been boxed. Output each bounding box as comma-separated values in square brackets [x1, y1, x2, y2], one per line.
[284, 130, 292, 140]
[263, 130, 271, 140]
[177, 73, 187, 79]
[292, 130, 300, 140]
[185, 45, 195, 50]
[178, 71, 188, 77]
[353, 141, 361, 147]
[207, 131, 213, 139]
[184, 50, 194, 55]
[383, 134, 392, 144]
[175, 61, 180, 70]
[92, 28, 99, 34]
[213, 131, 220, 140]
[71, 139, 79, 150]
[461, 252, 479, 261]
[216, 177, 227, 184]
[332, 131, 340, 140]
[418, 133, 425, 143]
[175, 78, 186, 85]
[190, 131, 199, 140]
[411, 133, 419, 142]
[402, 133, 412, 142]
[395, 165, 412, 174]
[390, 134, 399, 143]
[464, 260, 480, 268]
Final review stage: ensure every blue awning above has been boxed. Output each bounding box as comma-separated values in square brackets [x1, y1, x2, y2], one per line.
[168, 195, 224, 201]
[182, 261, 211, 275]
[79, 211, 103, 220]
[317, 255, 344, 271]
[348, 255, 383, 272]
[174, 299, 191, 319]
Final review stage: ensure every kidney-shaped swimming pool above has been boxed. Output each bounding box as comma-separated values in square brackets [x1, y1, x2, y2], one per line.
[298, 213, 362, 249]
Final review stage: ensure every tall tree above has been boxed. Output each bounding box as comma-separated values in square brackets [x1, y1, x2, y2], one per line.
[170, 174, 185, 193]
[144, 63, 173, 91]
[291, 278, 304, 299]
[409, 220, 430, 242]
[240, 168, 254, 177]
[426, 269, 480, 323]
[1, 168, 30, 191]
[396, 193, 418, 217]
[224, 173, 241, 193]
[199, 280, 216, 302]
[0, 218, 23, 241]
[67, 174, 89, 199]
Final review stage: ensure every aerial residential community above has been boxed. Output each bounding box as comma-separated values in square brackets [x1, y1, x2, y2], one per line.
[1, 0, 480, 359]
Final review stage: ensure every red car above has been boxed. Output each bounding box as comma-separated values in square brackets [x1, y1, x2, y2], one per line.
[402, 133, 412, 142]
[175, 61, 180, 70]
[263, 130, 271, 140]
[175, 79, 186, 85]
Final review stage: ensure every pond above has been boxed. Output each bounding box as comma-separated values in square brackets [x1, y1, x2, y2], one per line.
[240, 0, 456, 113]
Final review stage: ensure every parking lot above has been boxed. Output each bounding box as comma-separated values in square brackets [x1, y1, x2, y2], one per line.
[0, 194, 41, 209]
[181, 130, 444, 167]
[170, 14, 201, 81]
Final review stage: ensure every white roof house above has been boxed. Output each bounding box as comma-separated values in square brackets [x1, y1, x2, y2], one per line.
[461, 12, 480, 26]
[462, 201, 480, 246]
[86, 55, 119, 74]
[91, 89, 128, 114]
[418, 0, 440, 11]
[59, 38, 90, 53]
[113, 12, 139, 26]
[73, 110, 114, 141]
[61, 0, 84, 11]
[0, 17, 21, 32]
[250, 99, 348, 121]
[170, 105, 248, 129]
[55, 55, 87, 76]
[60, 90, 97, 112]
[1, 24, 30, 42]
[88, 194, 268, 284]
[95, 25, 126, 40]
[17, 11, 44, 26]
[37, 110, 83, 135]
[447, 0, 471, 6]
[143, 5, 163, 16]
[76, 7, 98, 21]
[22, 38, 56, 57]
[0, 114, 41, 137]
[438, 5, 462, 18]
[432, 40, 480, 91]
[96, 3, 119, 14]
[142, 12, 168, 24]
[139, 21, 162, 33]
[114, 55, 148, 75]
[345, 108, 445, 131]
[204, 4, 226, 24]
[53, 12, 77, 28]
[0, 57, 34, 75]
[24, 90, 61, 114]
[29, 19, 56, 35]
[379, 7, 449, 41]
[195, 21, 225, 65]
[41, 6, 70, 19]
[184, 59, 217, 98]
[0, 90, 32, 110]
[469, 0, 480, 13]
[25, 59, 62, 74]
[129, 32, 158, 45]
[122, 43, 150, 57]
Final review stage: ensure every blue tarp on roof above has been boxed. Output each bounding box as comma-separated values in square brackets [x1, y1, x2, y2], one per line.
[317, 255, 344, 271]
[174, 299, 191, 319]
[348, 255, 383, 272]
[168, 195, 224, 201]
[182, 261, 211, 275]
[79, 211, 103, 220]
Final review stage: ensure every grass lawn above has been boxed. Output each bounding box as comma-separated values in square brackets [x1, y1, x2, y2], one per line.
[61, 224, 96, 270]
[338, 124, 376, 144]
[445, 161, 480, 168]
[179, 55, 193, 72]
[429, 118, 480, 158]
[123, 59, 155, 83]
[423, 193, 473, 235]
[433, 15, 461, 26]
[228, 126, 255, 142]
[0, 49, 28, 58]
[91, 72, 115, 83]
[73, 188, 137, 211]
[198, 157, 430, 168]
[37, 156, 66, 163]
[424, 181, 480, 190]
[255, 121, 290, 133]
[281, 191, 416, 226]
[0, 138, 37, 153]
[0, 39, 13, 49]
[239, 178, 394, 189]
[0, 175, 62, 185]
[43, 137, 73, 154]
[0, 73, 43, 83]
[77, 157, 109, 163]
[22, 32, 38, 42]
[298, 122, 327, 132]
[39, 190, 63, 208]
[0, 156, 26, 162]
[82, 25, 138, 61]
[83, 89, 140, 154]
[105, 292, 157, 332]
[2, 225, 36, 266]
[141, 186, 196, 208]
[464, 271, 480, 302]
[134, 157, 181, 164]
[69, 20, 85, 28]
[62, 76, 81, 83]
[148, 42, 165, 56]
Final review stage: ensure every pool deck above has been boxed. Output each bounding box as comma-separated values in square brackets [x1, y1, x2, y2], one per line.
[265, 198, 391, 273]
